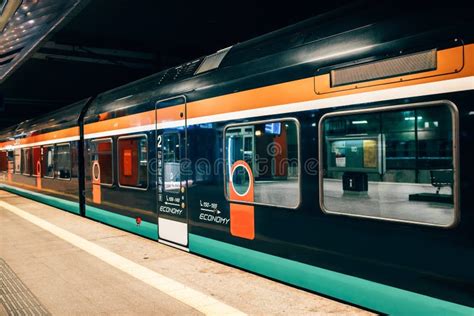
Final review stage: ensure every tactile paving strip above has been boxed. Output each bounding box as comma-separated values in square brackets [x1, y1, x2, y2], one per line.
[0, 258, 50, 316]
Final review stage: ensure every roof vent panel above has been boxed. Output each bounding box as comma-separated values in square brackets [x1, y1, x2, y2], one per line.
[331, 49, 437, 87]
[194, 46, 232, 75]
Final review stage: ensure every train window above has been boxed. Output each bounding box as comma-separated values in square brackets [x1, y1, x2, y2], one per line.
[0, 151, 7, 172]
[21, 148, 32, 176]
[71, 144, 79, 179]
[118, 135, 148, 189]
[14, 149, 21, 174]
[7, 151, 13, 171]
[32, 147, 41, 176]
[319, 101, 458, 227]
[162, 133, 181, 193]
[91, 139, 113, 186]
[55, 144, 71, 180]
[42, 146, 54, 178]
[224, 119, 300, 208]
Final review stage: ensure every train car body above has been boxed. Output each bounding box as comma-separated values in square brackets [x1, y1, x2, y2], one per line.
[1, 3, 473, 314]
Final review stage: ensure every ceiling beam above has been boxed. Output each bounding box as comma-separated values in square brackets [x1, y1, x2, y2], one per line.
[32, 52, 155, 69]
[41, 41, 155, 60]
[32, 41, 156, 69]
[0, 0, 90, 83]
[0, 0, 21, 32]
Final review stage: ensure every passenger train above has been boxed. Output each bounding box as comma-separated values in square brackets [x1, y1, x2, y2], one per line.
[1, 3, 473, 314]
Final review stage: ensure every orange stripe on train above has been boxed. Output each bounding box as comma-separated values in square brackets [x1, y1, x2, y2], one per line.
[1, 44, 473, 149]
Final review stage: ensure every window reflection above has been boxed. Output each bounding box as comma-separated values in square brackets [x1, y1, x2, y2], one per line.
[91, 139, 113, 185]
[42, 146, 54, 178]
[55, 144, 71, 180]
[21, 148, 31, 175]
[225, 120, 300, 208]
[0, 151, 7, 172]
[321, 104, 455, 226]
[118, 136, 148, 189]
[162, 133, 181, 193]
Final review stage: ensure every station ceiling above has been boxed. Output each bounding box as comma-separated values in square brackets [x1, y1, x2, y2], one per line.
[0, 0, 352, 129]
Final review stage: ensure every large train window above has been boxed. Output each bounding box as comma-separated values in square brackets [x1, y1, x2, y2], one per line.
[224, 118, 300, 208]
[21, 148, 32, 176]
[55, 143, 71, 180]
[42, 146, 54, 178]
[319, 101, 458, 227]
[32, 147, 41, 177]
[0, 151, 7, 172]
[118, 135, 148, 189]
[7, 151, 13, 172]
[1, 150, 13, 173]
[91, 138, 113, 186]
[14, 149, 21, 174]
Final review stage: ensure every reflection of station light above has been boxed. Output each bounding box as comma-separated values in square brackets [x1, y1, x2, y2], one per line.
[351, 120, 368, 124]
[404, 116, 423, 121]
[255, 130, 262, 136]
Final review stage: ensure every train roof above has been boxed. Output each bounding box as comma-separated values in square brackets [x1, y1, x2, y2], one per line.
[83, 1, 474, 123]
[2, 1, 474, 136]
[1, 99, 90, 143]
[0, 124, 20, 144]
[20, 98, 90, 135]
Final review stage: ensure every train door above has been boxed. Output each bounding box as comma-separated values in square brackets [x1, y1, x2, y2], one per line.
[155, 96, 188, 248]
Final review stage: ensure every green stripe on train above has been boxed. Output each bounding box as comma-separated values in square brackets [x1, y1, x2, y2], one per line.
[0, 183, 80, 214]
[2, 182, 470, 314]
[85, 205, 158, 240]
[189, 234, 473, 316]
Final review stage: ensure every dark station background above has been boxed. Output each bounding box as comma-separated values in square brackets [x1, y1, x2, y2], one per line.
[0, 0, 352, 129]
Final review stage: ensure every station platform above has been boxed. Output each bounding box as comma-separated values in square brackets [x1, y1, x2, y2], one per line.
[0, 190, 372, 315]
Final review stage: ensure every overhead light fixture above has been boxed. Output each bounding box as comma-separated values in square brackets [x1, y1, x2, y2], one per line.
[0, 0, 87, 83]
[352, 120, 368, 124]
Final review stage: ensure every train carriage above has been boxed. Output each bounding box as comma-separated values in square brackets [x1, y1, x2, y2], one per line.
[1, 3, 473, 314]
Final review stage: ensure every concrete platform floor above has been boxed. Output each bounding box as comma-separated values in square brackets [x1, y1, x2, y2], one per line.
[0, 190, 373, 315]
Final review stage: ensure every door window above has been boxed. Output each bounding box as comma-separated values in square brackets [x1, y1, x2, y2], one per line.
[162, 133, 181, 193]
[224, 119, 300, 208]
